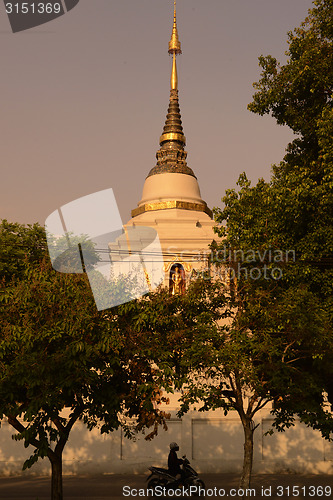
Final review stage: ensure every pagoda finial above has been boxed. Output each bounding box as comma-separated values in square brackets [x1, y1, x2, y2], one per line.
[169, 1, 181, 91]
[169, 0, 182, 56]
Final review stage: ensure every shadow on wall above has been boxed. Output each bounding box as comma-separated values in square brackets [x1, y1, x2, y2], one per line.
[62, 418, 183, 473]
[192, 418, 244, 461]
[121, 420, 182, 462]
[0, 420, 50, 476]
[262, 418, 333, 472]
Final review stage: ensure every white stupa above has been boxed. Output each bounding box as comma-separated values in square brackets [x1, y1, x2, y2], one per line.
[123, 2, 218, 291]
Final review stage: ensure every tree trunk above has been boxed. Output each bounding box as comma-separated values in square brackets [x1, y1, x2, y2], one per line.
[49, 452, 63, 500]
[239, 420, 254, 491]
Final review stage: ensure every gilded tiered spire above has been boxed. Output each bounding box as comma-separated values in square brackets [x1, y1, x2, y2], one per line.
[147, 0, 195, 179]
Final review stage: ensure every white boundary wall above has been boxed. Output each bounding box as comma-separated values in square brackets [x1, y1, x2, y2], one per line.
[1, 398, 332, 477]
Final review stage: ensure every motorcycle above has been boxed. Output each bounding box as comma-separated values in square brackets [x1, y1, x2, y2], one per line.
[147, 456, 205, 497]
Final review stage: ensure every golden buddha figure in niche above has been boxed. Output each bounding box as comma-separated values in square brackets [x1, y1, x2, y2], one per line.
[171, 266, 183, 295]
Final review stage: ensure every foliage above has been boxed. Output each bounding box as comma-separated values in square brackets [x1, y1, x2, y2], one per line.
[118, 278, 227, 391]
[0, 219, 47, 282]
[191, 0, 333, 488]
[0, 220, 168, 500]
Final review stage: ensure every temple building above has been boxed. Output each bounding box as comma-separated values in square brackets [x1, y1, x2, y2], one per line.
[123, 1, 217, 292]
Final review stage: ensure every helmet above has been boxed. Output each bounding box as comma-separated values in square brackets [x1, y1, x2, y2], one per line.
[169, 442, 179, 450]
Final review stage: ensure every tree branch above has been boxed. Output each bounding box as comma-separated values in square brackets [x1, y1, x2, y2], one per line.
[54, 405, 83, 456]
[7, 415, 41, 450]
[282, 341, 296, 363]
[251, 397, 271, 417]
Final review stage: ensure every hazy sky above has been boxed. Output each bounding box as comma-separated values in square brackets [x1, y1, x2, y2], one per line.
[1, 0, 314, 226]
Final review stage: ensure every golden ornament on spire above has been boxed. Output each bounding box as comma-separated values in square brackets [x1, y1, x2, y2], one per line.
[168, 0, 182, 55]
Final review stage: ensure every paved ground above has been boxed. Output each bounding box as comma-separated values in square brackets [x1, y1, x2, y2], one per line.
[0, 473, 332, 500]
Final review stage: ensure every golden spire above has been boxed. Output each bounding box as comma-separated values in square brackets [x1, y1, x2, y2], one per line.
[169, 0, 181, 90]
[144, 0, 195, 180]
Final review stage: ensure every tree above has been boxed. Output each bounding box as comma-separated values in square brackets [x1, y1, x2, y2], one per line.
[143, 265, 332, 491]
[246, 0, 333, 403]
[199, 0, 333, 488]
[247, 0, 333, 286]
[208, 175, 333, 489]
[0, 221, 168, 500]
[134, 0, 333, 491]
[124, 267, 332, 490]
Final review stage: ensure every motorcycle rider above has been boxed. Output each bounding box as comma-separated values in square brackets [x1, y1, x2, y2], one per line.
[147, 445, 205, 492]
[168, 442, 184, 478]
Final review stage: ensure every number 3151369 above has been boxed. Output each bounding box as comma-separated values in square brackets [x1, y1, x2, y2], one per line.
[5, 3, 62, 14]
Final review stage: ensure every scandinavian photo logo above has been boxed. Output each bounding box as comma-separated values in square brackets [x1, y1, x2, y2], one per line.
[45, 188, 164, 311]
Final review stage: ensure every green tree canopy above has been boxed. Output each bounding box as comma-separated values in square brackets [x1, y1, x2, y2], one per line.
[0, 220, 47, 282]
[0, 221, 168, 500]
[200, 0, 333, 488]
